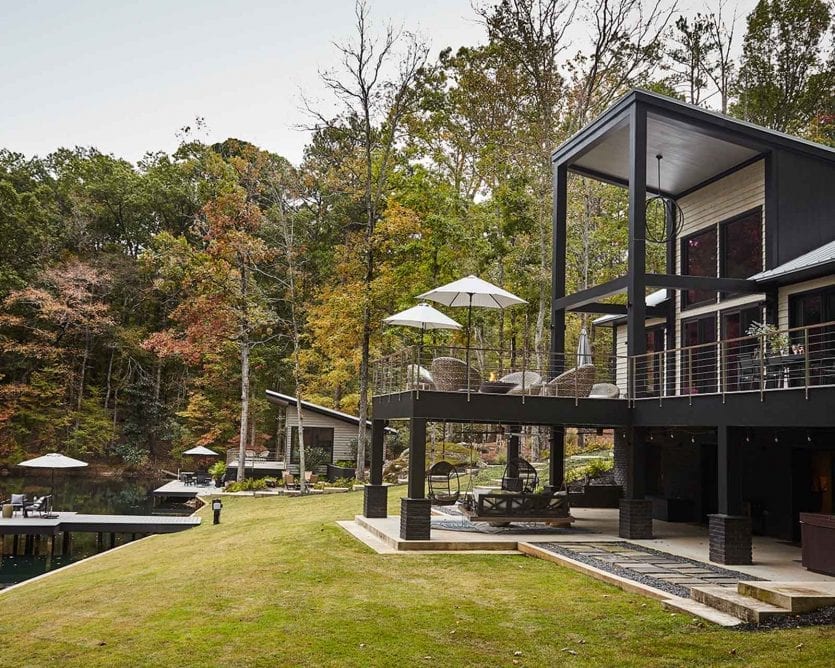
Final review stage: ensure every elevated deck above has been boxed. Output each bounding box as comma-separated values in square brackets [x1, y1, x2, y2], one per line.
[0, 511, 200, 536]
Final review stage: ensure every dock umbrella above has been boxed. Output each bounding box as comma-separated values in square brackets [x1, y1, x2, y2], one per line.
[418, 275, 526, 384]
[182, 446, 220, 457]
[577, 327, 593, 367]
[18, 452, 88, 517]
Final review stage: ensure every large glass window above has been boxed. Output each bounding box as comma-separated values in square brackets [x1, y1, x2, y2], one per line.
[721, 305, 761, 391]
[681, 314, 717, 394]
[290, 426, 334, 466]
[721, 210, 762, 280]
[682, 227, 717, 307]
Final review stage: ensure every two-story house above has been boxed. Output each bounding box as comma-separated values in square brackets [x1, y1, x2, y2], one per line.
[362, 90, 835, 567]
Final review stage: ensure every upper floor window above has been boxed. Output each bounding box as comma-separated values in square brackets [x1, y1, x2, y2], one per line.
[682, 227, 717, 307]
[721, 209, 762, 279]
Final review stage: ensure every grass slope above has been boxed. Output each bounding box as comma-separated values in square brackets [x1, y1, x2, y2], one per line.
[1, 491, 832, 667]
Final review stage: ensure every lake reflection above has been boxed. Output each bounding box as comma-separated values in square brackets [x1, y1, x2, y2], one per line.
[1, 472, 192, 587]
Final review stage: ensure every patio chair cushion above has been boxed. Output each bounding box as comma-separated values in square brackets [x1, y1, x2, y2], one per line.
[430, 357, 481, 392]
[10, 493, 25, 508]
[589, 382, 620, 399]
[405, 364, 434, 390]
[500, 371, 543, 395]
[541, 364, 596, 398]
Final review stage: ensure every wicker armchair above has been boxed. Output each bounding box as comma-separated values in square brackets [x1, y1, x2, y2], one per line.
[500, 371, 543, 395]
[541, 364, 596, 398]
[431, 357, 482, 392]
[589, 382, 620, 399]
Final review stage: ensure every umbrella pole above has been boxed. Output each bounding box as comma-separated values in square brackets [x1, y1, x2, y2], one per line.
[466, 295, 473, 395]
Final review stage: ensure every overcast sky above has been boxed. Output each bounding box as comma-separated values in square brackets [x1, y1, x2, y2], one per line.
[0, 1, 757, 165]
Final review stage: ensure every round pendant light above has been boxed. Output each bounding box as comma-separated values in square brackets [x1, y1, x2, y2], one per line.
[645, 154, 684, 244]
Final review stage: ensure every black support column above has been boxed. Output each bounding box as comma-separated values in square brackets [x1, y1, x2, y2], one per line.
[400, 418, 430, 540]
[363, 419, 388, 518]
[709, 425, 752, 564]
[626, 102, 648, 398]
[619, 426, 653, 539]
[549, 160, 568, 493]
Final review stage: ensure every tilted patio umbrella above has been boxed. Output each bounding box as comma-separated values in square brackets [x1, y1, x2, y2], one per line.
[18, 452, 88, 518]
[418, 275, 526, 386]
[182, 445, 220, 457]
[577, 327, 593, 367]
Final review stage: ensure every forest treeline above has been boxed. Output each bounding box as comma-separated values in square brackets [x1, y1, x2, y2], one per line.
[1, 0, 833, 475]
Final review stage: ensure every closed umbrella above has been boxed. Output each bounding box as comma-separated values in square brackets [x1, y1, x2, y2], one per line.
[577, 327, 593, 367]
[18, 452, 88, 517]
[418, 275, 526, 387]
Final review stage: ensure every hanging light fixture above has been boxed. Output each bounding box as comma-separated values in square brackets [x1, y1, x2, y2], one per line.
[645, 154, 684, 244]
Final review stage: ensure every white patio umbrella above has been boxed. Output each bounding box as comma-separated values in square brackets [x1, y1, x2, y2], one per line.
[182, 445, 220, 457]
[577, 327, 593, 367]
[418, 275, 526, 381]
[18, 452, 88, 517]
[385, 303, 462, 387]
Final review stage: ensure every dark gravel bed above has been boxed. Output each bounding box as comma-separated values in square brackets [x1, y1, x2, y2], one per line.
[536, 541, 763, 600]
[735, 605, 835, 631]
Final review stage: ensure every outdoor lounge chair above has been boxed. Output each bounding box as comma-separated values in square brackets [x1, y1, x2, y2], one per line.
[430, 357, 481, 392]
[589, 382, 620, 399]
[500, 371, 543, 395]
[9, 493, 26, 516]
[283, 472, 299, 490]
[23, 495, 52, 518]
[540, 364, 596, 398]
[405, 363, 435, 390]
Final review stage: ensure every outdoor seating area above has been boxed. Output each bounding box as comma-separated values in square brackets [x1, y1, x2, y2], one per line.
[3, 494, 53, 518]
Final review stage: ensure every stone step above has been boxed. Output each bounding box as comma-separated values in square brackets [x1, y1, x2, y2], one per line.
[738, 581, 835, 614]
[690, 586, 791, 624]
[661, 597, 742, 627]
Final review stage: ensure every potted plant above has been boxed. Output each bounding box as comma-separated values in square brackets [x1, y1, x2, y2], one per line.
[208, 461, 227, 487]
[746, 321, 789, 356]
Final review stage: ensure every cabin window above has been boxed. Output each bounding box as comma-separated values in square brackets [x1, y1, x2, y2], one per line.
[789, 287, 835, 385]
[721, 209, 762, 282]
[290, 426, 334, 466]
[682, 227, 717, 308]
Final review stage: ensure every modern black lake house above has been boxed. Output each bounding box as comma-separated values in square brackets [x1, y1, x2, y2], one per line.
[363, 90, 835, 566]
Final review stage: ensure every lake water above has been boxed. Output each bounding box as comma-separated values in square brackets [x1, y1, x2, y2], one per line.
[1, 472, 191, 588]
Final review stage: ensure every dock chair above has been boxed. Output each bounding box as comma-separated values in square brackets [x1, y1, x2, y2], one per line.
[10, 493, 26, 516]
[283, 472, 299, 490]
[304, 471, 319, 485]
[23, 495, 52, 518]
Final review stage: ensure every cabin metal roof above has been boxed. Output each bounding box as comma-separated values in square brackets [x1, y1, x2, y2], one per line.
[751, 239, 835, 285]
[265, 390, 396, 432]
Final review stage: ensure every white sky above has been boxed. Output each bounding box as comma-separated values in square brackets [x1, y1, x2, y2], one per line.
[0, 0, 758, 165]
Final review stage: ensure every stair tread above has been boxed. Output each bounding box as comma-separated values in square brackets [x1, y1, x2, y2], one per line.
[692, 586, 790, 613]
[661, 598, 742, 627]
[738, 581, 835, 612]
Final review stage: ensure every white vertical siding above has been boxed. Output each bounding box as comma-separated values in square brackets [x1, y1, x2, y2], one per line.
[285, 407, 360, 464]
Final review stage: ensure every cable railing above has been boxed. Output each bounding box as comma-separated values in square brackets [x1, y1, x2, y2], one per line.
[372, 345, 619, 399]
[629, 320, 835, 401]
[372, 321, 835, 403]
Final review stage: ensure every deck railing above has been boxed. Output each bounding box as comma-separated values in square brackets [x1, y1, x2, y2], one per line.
[372, 321, 835, 403]
[629, 319, 835, 401]
[372, 345, 619, 399]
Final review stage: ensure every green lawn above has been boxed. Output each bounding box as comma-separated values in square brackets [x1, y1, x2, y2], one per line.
[1, 491, 832, 667]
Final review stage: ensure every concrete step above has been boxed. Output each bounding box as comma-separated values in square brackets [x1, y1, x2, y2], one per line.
[690, 586, 791, 624]
[661, 597, 742, 627]
[738, 581, 835, 614]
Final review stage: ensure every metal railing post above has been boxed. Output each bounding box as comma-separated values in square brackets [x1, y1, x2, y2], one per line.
[759, 335, 765, 402]
[687, 348, 693, 406]
[720, 341, 726, 403]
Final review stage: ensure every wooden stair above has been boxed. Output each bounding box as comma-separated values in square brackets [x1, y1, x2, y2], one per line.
[684, 581, 835, 625]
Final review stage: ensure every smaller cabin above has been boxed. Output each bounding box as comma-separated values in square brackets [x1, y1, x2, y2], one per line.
[265, 390, 393, 474]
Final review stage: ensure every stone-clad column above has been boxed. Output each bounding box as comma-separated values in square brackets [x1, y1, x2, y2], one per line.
[400, 418, 430, 540]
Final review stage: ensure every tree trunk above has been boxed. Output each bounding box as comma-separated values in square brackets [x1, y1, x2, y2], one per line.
[237, 340, 250, 483]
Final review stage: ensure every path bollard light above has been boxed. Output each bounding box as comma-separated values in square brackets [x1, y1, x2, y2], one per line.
[212, 498, 222, 524]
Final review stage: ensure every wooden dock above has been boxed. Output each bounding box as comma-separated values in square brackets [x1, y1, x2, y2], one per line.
[153, 480, 220, 501]
[0, 512, 200, 536]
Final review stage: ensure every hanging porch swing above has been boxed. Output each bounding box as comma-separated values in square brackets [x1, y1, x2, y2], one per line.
[427, 460, 461, 506]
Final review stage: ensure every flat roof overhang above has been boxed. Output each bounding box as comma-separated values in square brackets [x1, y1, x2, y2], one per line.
[372, 391, 630, 427]
[552, 90, 835, 197]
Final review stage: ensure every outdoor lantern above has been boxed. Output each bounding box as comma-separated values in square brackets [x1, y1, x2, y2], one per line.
[212, 498, 223, 524]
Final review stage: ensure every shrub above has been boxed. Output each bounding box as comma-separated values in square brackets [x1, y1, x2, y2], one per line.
[226, 477, 267, 492]
[331, 477, 355, 488]
[208, 461, 227, 479]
